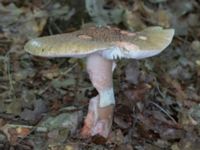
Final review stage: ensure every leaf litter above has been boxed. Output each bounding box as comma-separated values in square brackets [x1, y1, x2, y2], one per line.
[0, 0, 200, 149]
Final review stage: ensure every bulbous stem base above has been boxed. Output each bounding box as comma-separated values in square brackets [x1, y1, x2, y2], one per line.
[81, 96, 114, 138]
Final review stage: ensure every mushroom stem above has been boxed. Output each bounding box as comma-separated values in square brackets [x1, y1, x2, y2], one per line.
[81, 53, 115, 138]
[86, 53, 115, 107]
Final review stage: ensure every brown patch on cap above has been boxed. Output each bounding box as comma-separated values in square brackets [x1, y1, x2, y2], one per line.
[87, 27, 96, 30]
[120, 30, 136, 37]
[114, 41, 139, 51]
[78, 34, 93, 40]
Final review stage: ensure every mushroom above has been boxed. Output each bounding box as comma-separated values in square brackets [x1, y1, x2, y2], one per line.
[24, 25, 174, 138]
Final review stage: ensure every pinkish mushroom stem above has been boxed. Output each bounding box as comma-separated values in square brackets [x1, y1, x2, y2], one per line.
[81, 53, 115, 138]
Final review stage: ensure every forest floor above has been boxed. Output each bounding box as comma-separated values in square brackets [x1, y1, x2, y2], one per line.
[0, 0, 200, 150]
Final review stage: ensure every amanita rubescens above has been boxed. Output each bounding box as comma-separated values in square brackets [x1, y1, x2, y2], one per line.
[24, 25, 174, 138]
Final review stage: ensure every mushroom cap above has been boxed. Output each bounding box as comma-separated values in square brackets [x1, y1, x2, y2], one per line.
[24, 25, 174, 59]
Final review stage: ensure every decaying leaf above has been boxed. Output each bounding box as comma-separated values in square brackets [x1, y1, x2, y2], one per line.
[85, 0, 124, 25]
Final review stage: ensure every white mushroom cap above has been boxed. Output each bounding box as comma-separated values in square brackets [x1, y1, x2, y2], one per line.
[24, 25, 174, 59]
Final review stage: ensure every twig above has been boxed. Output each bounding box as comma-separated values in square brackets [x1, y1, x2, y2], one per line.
[150, 101, 177, 124]
[4, 52, 16, 102]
